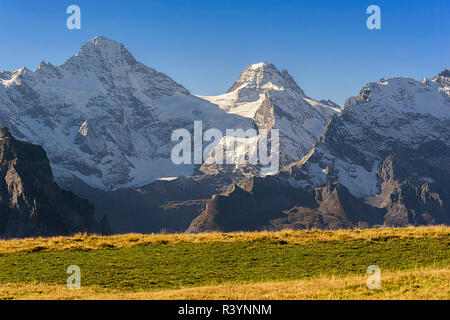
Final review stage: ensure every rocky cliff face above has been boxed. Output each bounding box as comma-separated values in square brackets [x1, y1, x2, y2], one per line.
[188, 70, 450, 232]
[0, 127, 108, 238]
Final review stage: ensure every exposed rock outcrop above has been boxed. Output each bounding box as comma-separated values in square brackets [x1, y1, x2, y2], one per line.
[0, 127, 109, 238]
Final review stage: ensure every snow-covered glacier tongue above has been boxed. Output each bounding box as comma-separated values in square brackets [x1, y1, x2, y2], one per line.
[0, 36, 254, 191]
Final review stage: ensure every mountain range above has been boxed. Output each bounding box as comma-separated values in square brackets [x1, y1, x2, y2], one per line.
[189, 72, 450, 232]
[0, 36, 448, 236]
[0, 36, 336, 192]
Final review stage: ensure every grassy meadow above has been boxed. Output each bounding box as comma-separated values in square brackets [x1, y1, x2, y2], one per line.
[0, 226, 448, 300]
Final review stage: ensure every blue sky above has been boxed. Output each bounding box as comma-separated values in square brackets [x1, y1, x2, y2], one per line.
[0, 0, 448, 106]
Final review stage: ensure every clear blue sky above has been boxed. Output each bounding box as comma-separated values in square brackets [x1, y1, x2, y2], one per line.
[0, 0, 448, 106]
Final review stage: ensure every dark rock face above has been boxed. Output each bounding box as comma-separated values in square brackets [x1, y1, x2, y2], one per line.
[0, 127, 109, 238]
[188, 152, 449, 233]
[366, 155, 449, 227]
[71, 173, 235, 234]
[187, 176, 313, 233]
[187, 177, 385, 233]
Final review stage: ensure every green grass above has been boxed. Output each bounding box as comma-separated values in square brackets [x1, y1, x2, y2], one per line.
[0, 237, 448, 292]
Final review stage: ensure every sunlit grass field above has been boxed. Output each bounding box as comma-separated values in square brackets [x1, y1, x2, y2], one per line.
[0, 227, 448, 300]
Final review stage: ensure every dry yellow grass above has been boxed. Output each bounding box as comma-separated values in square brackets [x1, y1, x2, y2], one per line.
[1, 268, 448, 300]
[0, 226, 448, 254]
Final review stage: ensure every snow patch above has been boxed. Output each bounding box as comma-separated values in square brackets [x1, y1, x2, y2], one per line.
[335, 160, 380, 198]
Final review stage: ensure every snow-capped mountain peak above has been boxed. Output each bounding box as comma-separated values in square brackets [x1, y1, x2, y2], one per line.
[287, 72, 450, 200]
[431, 69, 450, 88]
[227, 62, 305, 96]
[0, 36, 199, 190]
[349, 76, 450, 118]
[198, 62, 339, 175]
[70, 36, 136, 68]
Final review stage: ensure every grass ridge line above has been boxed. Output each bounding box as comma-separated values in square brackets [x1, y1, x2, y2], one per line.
[0, 226, 448, 254]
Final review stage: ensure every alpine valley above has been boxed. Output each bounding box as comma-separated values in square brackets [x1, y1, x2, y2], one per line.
[0, 36, 448, 236]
